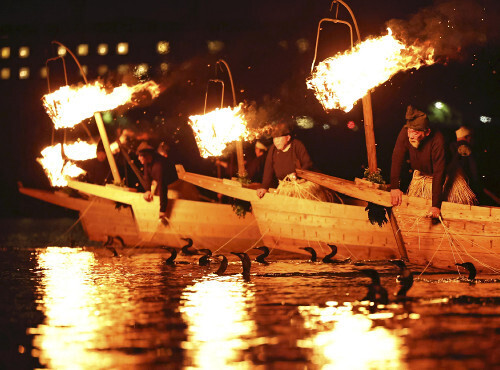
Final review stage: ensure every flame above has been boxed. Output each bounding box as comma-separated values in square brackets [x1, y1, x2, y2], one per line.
[37, 141, 97, 187]
[307, 29, 434, 112]
[43, 80, 161, 129]
[188, 104, 251, 158]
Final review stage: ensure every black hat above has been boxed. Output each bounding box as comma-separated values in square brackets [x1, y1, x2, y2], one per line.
[136, 141, 155, 155]
[404, 105, 429, 131]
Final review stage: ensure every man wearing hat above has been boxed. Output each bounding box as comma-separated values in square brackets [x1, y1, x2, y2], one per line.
[256, 120, 313, 198]
[447, 126, 482, 203]
[246, 140, 268, 183]
[390, 105, 447, 218]
[137, 141, 178, 221]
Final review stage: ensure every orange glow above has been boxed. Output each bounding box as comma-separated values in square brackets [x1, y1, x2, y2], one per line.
[307, 29, 434, 112]
[188, 104, 251, 158]
[298, 302, 406, 368]
[37, 141, 98, 187]
[42, 80, 161, 129]
[180, 276, 256, 368]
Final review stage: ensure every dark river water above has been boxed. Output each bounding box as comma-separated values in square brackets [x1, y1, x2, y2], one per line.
[1, 224, 500, 369]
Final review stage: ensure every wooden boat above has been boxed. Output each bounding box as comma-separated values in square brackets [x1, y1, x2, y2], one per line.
[18, 180, 262, 254]
[176, 166, 402, 262]
[297, 169, 500, 274]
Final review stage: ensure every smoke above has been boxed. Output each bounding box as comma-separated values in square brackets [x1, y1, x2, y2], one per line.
[386, 0, 499, 60]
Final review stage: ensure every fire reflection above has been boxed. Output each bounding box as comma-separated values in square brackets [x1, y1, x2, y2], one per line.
[180, 276, 255, 368]
[298, 302, 405, 368]
[31, 247, 135, 369]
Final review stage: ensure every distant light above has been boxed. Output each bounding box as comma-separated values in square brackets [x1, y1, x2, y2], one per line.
[434, 101, 444, 109]
[1, 68, 10, 79]
[79, 65, 88, 77]
[1, 47, 10, 59]
[57, 46, 67, 56]
[134, 63, 149, 78]
[323, 124, 330, 130]
[347, 121, 356, 129]
[296, 116, 314, 129]
[479, 116, 491, 123]
[116, 42, 128, 55]
[160, 62, 169, 73]
[117, 64, 129, 74]
[278, 40, 288, 49]
[40, 67, 47, 78]
[157, 41, 170, 55]
[19, 67, 29, 79]
[296, 38, 309, 53]
[97, 65, 108, 75]
[77, 44, 89, 56]
[97, 44, 108, 55]
[207, 40, 224, 54]
[19, 47, 30, 58]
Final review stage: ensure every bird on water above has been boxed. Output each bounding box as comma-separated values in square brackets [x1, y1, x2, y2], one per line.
[231, 252, 252, 281]
[198, 249, 213, 266]
[254, 246, 270, 265]
[301, 246, 317, 262]
[361, 269, 389, 305]
[181, 238, 198, 256]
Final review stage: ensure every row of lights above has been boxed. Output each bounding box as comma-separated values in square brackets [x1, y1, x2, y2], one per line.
[1, 37, 309, 61]
[0, 41, 171, 59]
[0, 62, 170, 80]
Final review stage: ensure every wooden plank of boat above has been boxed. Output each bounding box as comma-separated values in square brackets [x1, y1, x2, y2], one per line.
[177, 165, 400, 260]
[296, 169, 393, 207]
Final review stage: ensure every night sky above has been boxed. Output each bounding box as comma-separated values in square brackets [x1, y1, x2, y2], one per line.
[1, 0, 499, 218]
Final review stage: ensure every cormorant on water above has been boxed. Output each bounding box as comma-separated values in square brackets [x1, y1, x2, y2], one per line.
[361, 269, 389, 305]
[231, 252, 251, 281]
[164, 247, 189, 266]
[215, 255, 228, 275]
[165, 247, 178, 266]
[181, 238, 198, 256]
[114, 235, 125, 247]
[103, 236, 119, 257]
[198, 249, 213, 266]
[322, 244, 338, 263]
[389, 260, 414, 299]
[301, 246, 317, 262]
[254, 246, 270, 264]
[456, 262, 477, 280]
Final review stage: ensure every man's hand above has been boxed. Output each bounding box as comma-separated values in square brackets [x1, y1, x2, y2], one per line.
[390, 189, 403, 206]
[143, 191, 153, 202]
[427, 206, 441, 219]
[256, 188, 268, 198]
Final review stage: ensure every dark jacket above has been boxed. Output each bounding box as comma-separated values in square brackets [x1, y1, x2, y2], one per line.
[143, 154, 178, 212]
[390, 127, 446, 208]
[246, 153, 267, 183]
[261, 139, 313, 190]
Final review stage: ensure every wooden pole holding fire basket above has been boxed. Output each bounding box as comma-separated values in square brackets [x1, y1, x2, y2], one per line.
[52, 41, 122, 185]
[331, 0, 378, 174]
[217, 59, 247, 178]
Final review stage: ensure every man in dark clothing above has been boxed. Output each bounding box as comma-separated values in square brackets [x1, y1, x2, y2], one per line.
[246, 140, 268, 184]
[390, 106, 446, 218]
[137, 141, 178, 220]
[257, 121, 313, 198]
[80, 140, 112, 185]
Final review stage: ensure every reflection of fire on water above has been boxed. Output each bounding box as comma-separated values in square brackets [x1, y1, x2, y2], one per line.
[307, 29, 434, 112]
[188, 104, 253, 158]
[42, 80, 160, 129]
[298, 302, 408, 368]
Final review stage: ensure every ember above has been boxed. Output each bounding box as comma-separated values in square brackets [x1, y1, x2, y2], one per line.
[307, 29, 434, 112]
